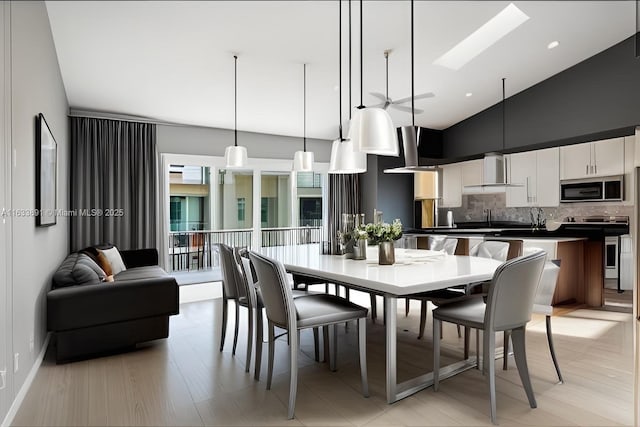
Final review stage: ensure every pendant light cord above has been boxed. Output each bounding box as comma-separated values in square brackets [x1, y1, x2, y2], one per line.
[348, 0, 352, 118]
[338, 0, 343, 140]
[234, 55, 238, 147]
[411, 0, 415, 129]
[303, 63, 307, 152]
[358, 0, 364, 109]
[502, 77, 506, 151]
[385, 51, 389, 101]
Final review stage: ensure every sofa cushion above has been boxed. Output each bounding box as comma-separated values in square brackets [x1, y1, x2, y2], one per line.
[99, 247, 127, 275]
[52, 253, 106, 289]
[114, 266, 168, 281]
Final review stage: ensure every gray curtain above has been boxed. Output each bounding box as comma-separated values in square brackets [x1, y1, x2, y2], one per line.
[70, 117, 157, 251]
[328, 174, 361, 255]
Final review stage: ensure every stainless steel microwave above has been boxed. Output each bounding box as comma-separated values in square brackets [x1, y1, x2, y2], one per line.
[560, 175, 623, 203]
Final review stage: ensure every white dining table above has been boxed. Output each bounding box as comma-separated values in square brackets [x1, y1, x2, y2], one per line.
[257, 244, 503, 403]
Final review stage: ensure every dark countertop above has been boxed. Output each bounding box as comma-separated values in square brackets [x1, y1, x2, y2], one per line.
[405, 221, 629, 239]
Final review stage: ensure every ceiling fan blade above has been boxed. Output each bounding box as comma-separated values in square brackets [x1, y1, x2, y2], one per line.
[370, 102, 386, 109]
[369, 92, 388, 102]
[393, 92, 435, 105]
[392, 104, 424, 114]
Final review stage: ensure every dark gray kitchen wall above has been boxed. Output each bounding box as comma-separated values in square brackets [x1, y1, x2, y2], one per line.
[360, 154, 413, 227]
[157, 123, 331, 161]
[444, 34, 640, 159]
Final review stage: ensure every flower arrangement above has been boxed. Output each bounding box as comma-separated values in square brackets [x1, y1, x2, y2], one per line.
[364, 219, 403, 244]
[353, 226, 369, 241]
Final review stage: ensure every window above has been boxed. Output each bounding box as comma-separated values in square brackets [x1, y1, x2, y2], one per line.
[300, 198, 322, 226]
[296, 172, 321, 188]
[237, 198, 246, 222]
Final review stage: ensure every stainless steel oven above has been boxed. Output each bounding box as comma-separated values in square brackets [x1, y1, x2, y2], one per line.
[604, 236, 619, 279]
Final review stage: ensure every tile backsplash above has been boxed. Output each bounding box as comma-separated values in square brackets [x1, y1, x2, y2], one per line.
[438, 193, 633, 225]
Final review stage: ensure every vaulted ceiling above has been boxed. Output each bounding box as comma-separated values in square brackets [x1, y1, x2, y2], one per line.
[45, 1, 634, 140]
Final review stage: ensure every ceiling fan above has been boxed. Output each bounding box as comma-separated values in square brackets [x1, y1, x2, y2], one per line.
[370, 50, 434, 114]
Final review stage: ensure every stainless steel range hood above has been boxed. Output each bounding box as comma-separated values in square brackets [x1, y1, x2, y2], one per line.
[463, 152, 523, 190]
[383, 126, 441, 173]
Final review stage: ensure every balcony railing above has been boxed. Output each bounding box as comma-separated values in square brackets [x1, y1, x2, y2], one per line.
[168, 226, 323, 272]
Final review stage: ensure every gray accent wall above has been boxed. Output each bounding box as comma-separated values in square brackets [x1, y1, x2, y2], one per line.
[3, 1, 70, 423]
[157, 123, 332, 161]
[444, 34, 640, 159]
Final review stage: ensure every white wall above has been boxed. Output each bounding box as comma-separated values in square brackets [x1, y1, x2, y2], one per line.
[157, 123, 332, 162]
[2, 1, 70, 422]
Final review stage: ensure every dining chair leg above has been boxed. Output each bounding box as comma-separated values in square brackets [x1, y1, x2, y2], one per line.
[245, 306, 254, 373]
[545, 315, 564, 383]
[323, 326, 330, 363]
[330, 324, 338, 372]
[220, 295, 228, 352]
[287, 328, 299, 420]
[405, 298, 410, 316]
[232, 302, 240, 355]
[464, 326, 470, 360]
[313, 327, 320, 362]
[254, 309, 263, 381]
[370, 294, 377, 322]
[502, 330, 511, 371]
[511, 326, 537, 409]
[484, 328, 497, 425]
[433, 318, 441, 392]
[357, 318, 369, 397]
[418, 301, 427, 339]
[476, 329, 481, 371]
[266, 321, 275, 390]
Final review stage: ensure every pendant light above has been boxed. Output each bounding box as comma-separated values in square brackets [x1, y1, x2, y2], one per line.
[292, 64, 314, 171]
[347, 0, 398, 157]
[384, 0, 441, 174]
[224, 55, 248, 169]
[329, 0, 366, 174]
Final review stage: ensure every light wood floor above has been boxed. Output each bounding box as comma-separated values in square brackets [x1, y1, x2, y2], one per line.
[12, 286, 634, 426]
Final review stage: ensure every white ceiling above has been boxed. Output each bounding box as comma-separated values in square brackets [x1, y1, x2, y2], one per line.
[45, 1, 635, 141]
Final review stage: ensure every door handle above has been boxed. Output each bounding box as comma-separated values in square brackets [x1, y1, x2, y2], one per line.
[586, 164, 588, 174]
[594, 164, 597, 174]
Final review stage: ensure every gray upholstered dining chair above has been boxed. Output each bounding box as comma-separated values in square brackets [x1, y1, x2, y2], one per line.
[432, 250, 546, 425]
[503, 259, 563, 383]
[218, 243, 244, 355]
[403, 237, 464, 339]
[249, 251, 369, 419]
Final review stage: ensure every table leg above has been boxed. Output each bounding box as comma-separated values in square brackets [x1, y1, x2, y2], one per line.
[384, 295, 397, 403]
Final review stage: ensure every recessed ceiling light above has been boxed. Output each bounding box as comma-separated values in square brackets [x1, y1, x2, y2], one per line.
[465, 92, 473, 97]
[547, 40, 559, 50]
[434, 3, 530, 71]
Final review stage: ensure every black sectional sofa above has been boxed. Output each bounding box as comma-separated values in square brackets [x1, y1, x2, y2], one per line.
[47, 248, 179, 362]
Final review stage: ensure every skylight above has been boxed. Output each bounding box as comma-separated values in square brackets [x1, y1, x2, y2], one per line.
[434, 3, 530, 71]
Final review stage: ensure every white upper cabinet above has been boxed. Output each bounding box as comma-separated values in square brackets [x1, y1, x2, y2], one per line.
[506, 147, 559, 207]
[536, 147, 560, 207]
[560, 137, 624, 180]
[440, 163, 462, 208]
[461, 159, 484, 194]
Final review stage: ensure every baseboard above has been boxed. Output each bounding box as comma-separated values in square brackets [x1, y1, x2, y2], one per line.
[1, 332, 51, 427]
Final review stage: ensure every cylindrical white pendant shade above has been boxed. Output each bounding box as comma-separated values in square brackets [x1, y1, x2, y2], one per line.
[292, 150, 314, 172]
[224, 145, 248, 169]
[328, 138, 367, 174]
[350, 107, 399, 156]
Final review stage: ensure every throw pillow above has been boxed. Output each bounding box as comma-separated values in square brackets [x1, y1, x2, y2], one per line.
[99, 246, 127, 276]
[94, 251, 113, 276]
[73, 253, 107, 286]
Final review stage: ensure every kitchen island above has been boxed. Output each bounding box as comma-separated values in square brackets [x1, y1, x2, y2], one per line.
[405, 229, 604, 307]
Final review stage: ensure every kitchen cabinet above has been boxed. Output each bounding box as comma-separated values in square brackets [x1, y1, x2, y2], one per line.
[440, 164, 462, 208]
[461, 159, 484, 194]
[506, 147, 559, 207]
[560, 137, 624, 180]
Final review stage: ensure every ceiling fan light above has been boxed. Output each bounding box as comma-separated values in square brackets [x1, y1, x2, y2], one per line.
[329, 138, 367, 174]
[292, 150, 314, 172]
[353, 107, 399, 156]
[224, 145, 248, 169]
